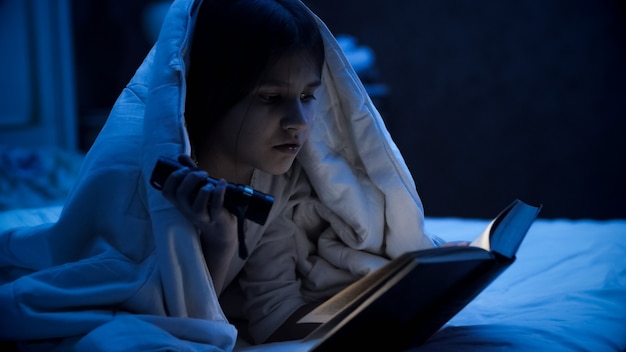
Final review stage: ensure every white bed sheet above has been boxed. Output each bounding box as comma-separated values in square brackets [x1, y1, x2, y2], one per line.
[1, 207, 625, 351]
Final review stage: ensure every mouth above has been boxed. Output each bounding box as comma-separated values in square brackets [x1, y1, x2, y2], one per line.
[273, 143, 301, 154]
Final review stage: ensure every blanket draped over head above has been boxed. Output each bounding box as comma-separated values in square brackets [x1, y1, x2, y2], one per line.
[0, 0, 433, 349]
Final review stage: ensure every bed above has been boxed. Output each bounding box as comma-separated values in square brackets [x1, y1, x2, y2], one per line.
[2, 0, 624, 348]
[2, 203, 625, 351]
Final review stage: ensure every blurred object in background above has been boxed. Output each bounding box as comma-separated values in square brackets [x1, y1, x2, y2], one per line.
[0, 146, 84, 211]
[72, 0, 153, 151]
[337, 34, 390, 103]
[0, 0, 78, 151]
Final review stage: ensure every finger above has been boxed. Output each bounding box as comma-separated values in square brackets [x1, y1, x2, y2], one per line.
[176, 170, 209, 204]
[193, 182, 214, 216]
[210, 179, 228, 218]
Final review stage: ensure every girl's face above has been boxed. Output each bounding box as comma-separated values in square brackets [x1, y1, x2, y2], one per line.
[203, 50, 322, 183]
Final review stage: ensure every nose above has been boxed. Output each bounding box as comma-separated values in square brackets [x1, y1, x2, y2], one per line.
[281, 101, 309, 132]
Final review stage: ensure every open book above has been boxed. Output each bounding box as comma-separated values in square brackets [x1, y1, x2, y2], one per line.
[300, 199, 541, 351]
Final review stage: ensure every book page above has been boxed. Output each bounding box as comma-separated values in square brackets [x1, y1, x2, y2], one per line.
[470, 199, 541, 257]
[488, 200, 541, 258]
[297, 275, 375, 323]
[470, 219, 495, 251]
[298, 254, 410, 324]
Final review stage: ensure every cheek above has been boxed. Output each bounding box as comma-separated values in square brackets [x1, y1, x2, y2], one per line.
[238, 117, 271, 148]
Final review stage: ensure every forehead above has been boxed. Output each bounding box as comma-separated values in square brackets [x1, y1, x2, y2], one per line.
[258, 51, 322, 87]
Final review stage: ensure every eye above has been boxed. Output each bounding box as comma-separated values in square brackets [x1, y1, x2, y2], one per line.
[259, 94, 281, 104]
[300, 93, 317, 102]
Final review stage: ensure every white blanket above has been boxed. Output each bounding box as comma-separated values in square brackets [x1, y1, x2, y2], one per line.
[0, 0, 432, 349]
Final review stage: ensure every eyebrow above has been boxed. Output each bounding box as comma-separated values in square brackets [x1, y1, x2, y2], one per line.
[259, 79, 322, 89]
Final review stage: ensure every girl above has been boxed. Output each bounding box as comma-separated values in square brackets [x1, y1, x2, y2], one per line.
[163, 0, 436, 345]
[163, 0, 329, 343]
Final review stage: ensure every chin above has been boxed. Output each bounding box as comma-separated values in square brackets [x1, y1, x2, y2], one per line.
[263, 160, 295, 176]
[265, 166, 291, 176]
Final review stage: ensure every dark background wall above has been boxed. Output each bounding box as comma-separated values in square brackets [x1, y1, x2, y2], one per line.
[72, 0, 626, 219]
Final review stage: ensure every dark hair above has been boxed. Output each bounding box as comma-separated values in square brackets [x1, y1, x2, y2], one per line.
[185, 0, 325, 152]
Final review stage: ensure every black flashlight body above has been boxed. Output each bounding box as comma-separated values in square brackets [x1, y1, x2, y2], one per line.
[149, 156, 274, 226]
